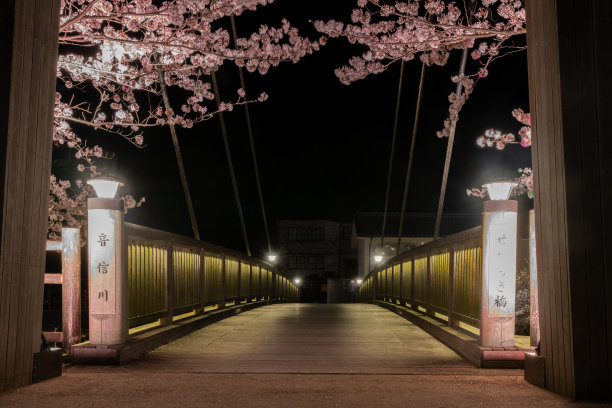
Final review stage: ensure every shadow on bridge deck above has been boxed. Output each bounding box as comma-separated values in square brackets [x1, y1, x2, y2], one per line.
[0, 304, 600, 407]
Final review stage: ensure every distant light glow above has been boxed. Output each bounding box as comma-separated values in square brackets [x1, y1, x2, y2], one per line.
[88, 177, 122, 199]
[294, 278, 301, 284]
[357, 279, 362, 284]
[267, 254, 277, 263]
[484, 180, 517, 200]
[374, 255, 383, 263]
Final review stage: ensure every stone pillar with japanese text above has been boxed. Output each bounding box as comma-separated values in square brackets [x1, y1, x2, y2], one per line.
[480, 199, 518, 347]
[87, 198, 128, 345]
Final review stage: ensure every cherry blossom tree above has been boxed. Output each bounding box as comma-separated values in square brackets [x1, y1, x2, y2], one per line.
[466, 107, 533, 199]
[50, 0, 322, 239]
[314, 0, 526, 136]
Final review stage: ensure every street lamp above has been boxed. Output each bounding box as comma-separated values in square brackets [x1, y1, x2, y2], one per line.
[483, 180, 517, 201]
[356, 279, 362, 285]
[374, 255, 383, 263]
[294, 278, 301, 285]
[267, 253, 277, 263]
[481, 179, 518, 348]
[87, 176, 122, 199]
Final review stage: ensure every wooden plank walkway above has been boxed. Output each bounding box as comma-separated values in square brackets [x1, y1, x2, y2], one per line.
[123, 303, 472, 374]
[1, 304, 600, 407]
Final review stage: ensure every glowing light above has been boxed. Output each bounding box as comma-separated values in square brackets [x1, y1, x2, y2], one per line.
[357, 279, 362, 284]
[294, 278, 301, 284]
[88, 177, 122, 199]
[374, 255, 383, 263]
[484, 180, 517, 200]
[267, 254, 277, 263]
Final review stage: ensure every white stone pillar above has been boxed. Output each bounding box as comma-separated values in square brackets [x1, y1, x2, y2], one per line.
[481, 197, 518, 347]
[87, 195, 128, 345]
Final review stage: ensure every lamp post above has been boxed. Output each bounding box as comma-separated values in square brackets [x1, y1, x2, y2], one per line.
[481, 180, 518, 347]
[267, 253, 277, 263]
[87, 177, 128, 345]
[293, 278, 301, 303]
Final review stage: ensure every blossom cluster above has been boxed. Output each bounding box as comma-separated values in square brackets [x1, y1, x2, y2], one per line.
[314, 0, 526, 85]
[51, 0, 319, 238]
[314, 1, 525, 140]
[57, 0, 321, 140]
[474, 107, 531, 149]
[469, 108, 533, 200]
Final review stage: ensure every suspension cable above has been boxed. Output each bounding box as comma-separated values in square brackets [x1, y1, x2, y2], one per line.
[230, 15, 272, 254]
[211, 71, 252, 256]
[157, 69, 200, 240]
[433, 0, 476, 239]
[396, 62, 427, 255]
[380, 60, 406, 253]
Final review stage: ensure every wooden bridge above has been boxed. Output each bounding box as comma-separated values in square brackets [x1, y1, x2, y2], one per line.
[2, 0, 612, 402]
[0, 303, 582, 408]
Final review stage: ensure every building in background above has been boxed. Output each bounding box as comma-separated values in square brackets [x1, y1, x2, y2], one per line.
[353, 213, 482, 277]
[276, 219, 357, 282]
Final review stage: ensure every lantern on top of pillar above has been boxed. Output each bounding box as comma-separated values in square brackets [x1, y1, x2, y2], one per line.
[87, 176, 128, 346]
[481, 180, 518, 348]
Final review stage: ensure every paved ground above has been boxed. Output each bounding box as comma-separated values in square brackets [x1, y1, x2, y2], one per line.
[1, 304, 609, 407]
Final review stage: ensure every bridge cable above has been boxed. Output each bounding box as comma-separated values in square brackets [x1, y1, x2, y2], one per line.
[157, 67, 201, 240]
[211, 71, 252, 256]
[396, 62, 427, 255]
[379, 60, 406, 254]
[230, 15, 272, 254]
[433, 0, 477, 239]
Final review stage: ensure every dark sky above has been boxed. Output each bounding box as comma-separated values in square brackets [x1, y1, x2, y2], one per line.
[56, 0, 530, 258]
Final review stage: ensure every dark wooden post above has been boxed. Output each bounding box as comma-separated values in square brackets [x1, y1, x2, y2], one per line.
[161, 243, 174, 325]
[399, 261, 403, 303]
[198, 248, 205, 314]
[448, 247, 455, 328]
[220, 255, 226, 308]
[410, 256, 415, 309]
[526, 0, 612, 399]
[426, 251, 432, 316]
[0, 0, 60, 392]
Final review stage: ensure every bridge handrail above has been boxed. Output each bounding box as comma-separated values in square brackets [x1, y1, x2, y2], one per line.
[358, 225, 482, 332]
[125, 223, 298, 329]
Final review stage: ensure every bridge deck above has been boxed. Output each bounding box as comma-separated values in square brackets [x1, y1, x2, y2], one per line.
[0, 304, 591, 407]
[129, 303, 470, 374]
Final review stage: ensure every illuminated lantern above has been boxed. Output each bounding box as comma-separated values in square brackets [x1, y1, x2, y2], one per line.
[87, 177, 128, 345]
[481, 180, 518, 347]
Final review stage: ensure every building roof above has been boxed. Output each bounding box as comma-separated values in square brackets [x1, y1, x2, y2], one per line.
[353, 212, 481, 238]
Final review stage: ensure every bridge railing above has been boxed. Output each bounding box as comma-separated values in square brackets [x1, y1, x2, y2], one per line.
[358, 226, 482, 333]
[126, 223, 297, 329]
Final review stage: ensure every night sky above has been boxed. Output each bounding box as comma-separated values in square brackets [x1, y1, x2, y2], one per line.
[54, 0, 531, 258]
